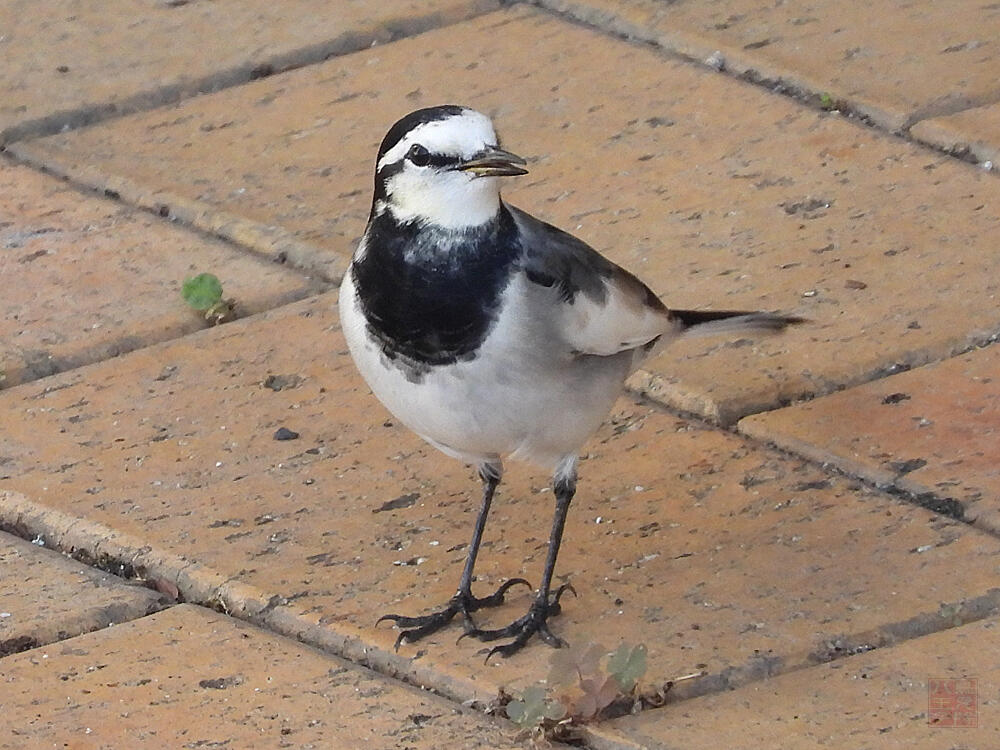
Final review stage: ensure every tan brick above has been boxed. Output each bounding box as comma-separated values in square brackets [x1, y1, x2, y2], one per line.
[0, 0, 499, 144]
[2, 293, 999, 710]
[13, 8, 1000, 422]
[740, 345, 1000, 534]
[1, 604, 522, 749]
[0, 530, 165, 657]
[537, 0, 1000, 132]
[911, 102, 1000, 169]
[0, 163, 321, 388]
[604, 617, 1000, 749]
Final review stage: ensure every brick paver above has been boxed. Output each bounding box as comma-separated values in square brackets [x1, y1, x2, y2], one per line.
[1, 604, 523, 749]
[740, 345, 1000, 534]
[1, 293, 998, 718]
[11, 7, 1000, 423]
[912, 102, 1000, 168]
[537, 0, 1000, 133]
[0, 162, 321, 389]
[603, 616, 1000, 749]
[0, 0, 498, 145]
[0, 530, 165, 657]
[2, 1, 999, 747]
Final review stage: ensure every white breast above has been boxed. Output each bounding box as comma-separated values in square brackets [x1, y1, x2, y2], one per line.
[338, 269, 633, 471]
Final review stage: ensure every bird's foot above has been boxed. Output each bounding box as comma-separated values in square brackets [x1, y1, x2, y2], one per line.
[376, 578, 531, 650]
[462, 583, 576, 661]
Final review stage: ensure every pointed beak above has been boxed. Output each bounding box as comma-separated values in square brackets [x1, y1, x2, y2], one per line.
[456, 146, 528, 177]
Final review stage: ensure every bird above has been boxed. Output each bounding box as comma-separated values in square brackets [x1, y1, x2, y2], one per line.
[339, 105, 802, 659]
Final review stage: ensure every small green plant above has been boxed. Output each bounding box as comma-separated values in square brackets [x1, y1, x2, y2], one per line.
[819, 92, 835, 110]
[181, 272, 235, 324]
[607, 642, 648, 691]
[505, 686, 566, 727]
[505, 640, 649, 736]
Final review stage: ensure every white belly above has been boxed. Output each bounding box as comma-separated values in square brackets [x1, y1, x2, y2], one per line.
[339, 269, 631, 470]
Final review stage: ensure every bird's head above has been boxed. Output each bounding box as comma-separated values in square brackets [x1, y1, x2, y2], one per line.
[371, 105, 528, 230]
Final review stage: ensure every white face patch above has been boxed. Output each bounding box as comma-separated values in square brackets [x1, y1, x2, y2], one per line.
[377, 109, 498, 171]
[383, 169, 503, 229]
[377, 109, 507, 230]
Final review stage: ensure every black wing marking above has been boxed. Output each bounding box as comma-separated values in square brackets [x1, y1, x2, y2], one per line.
[508, 204, 677, 356]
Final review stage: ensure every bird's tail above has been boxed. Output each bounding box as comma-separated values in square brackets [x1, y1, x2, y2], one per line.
[673, 309, 805, 338]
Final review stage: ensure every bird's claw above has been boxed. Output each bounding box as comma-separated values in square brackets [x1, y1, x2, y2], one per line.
[375, 578, 533, 650]
[474, 577, 532, 607]
[462, 583, 576, 661]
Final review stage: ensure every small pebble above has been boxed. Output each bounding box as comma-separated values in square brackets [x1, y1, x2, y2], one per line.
[273, 427, 300, 441]
[705, 50, 725, 70]
[882, 392, 911, 404]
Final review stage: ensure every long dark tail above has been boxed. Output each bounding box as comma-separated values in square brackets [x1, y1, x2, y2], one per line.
[673, 309, 806, 338]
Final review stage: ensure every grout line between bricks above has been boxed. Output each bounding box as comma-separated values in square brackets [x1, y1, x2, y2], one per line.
[900, 93, 1000, 134]
[0, 603, 180, 659]
[735, 419, 1000, 539]
[4, 0, 995, 295]
[0, 152, 334, 391]
[3, 482, 1000, 743]
[0, 490, 495, 714]
[9, 115, 999, 410]
[624, 373, 1000, 543]
[524, 0, 1000, 174]
[0, 3, 503, 149]
[630, 321, 1000, 430]
[2, 147, 346, 285]
[579, 587, 1000, 747]
[0, 508, 534, 740]
[0, 5, 515, 287]
[2, 2, 998, 739]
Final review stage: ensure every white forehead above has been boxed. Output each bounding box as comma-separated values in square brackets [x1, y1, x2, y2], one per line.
[378, 110, 498, 170]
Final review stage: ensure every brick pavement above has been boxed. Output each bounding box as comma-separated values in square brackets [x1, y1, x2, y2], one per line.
[1, 2, 998, 747]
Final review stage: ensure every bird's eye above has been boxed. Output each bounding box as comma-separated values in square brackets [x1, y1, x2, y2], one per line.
[406, 144, 431, 167]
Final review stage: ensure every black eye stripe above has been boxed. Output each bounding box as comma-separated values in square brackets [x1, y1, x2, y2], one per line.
[425, 154, 461, 168]
[378, 153, 462, 174]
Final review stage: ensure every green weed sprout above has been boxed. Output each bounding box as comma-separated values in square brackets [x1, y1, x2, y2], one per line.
[181, 272, 235, 324]
[505, 686, 566, 727]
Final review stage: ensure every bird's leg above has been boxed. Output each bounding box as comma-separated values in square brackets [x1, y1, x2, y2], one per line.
[376, 461, 531, 650]
[464, 458, 578, 660]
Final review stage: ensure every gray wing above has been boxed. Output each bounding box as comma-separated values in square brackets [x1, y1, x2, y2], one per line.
[507, 204, 680, 356]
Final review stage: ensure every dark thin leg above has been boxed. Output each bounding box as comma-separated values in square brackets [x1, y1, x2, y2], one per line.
[537, 474, 575, 604]
[457, 463, 500, 596]
[376, 462, 531, 650]
[464, 464, 579, 660]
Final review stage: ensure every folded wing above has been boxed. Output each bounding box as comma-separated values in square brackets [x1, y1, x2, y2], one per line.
[509, 204, 802, 359]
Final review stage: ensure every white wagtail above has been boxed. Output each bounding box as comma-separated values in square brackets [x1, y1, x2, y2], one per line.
[340, 105, 802, 659]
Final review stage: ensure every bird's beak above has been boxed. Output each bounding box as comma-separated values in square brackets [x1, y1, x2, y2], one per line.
[456, 146, 528, 177]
